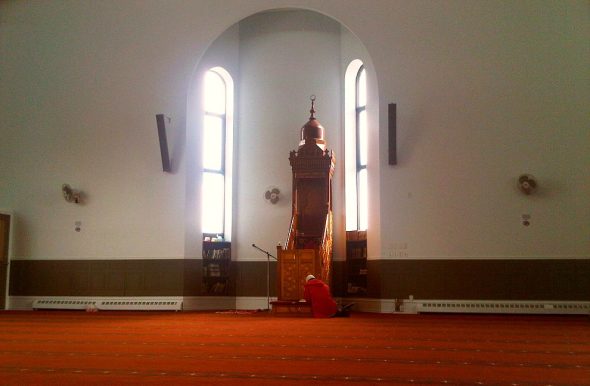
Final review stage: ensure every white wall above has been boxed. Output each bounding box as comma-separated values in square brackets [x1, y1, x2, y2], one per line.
[0, 1, 195, 259]
[372, 1, 590, 258]
[235, 11, 342, 261]
[1, 1, 588, 262]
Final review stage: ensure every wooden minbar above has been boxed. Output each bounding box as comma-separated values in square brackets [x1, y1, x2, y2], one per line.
[274, 97, 335, 307]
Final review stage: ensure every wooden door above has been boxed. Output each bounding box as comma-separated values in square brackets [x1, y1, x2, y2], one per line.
[0, 214, 10, 310]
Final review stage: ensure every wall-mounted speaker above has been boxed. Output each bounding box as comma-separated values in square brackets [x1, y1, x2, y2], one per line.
[156, 114, 171, 172]
[388, 103, 397, 165]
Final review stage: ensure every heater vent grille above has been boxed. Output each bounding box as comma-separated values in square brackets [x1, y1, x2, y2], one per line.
[33, 300, 97, 310]
[32, 298, 182, 311]
[411, 300, 590, 315]
[100, 301, 182, 311]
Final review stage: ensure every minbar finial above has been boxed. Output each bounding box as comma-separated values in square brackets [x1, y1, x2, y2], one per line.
[299, 95, 326, 149]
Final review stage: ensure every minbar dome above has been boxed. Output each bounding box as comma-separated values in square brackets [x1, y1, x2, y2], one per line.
[299, 96, 326, 149]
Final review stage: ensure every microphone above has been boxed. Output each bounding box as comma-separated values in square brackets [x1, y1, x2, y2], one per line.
[251, 243, 277, 260]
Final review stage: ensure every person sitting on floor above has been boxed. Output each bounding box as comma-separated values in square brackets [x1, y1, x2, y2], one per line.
[303, 274, 352, 318]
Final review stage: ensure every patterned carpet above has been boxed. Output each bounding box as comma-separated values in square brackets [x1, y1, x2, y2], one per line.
[0, 310, 588, 385]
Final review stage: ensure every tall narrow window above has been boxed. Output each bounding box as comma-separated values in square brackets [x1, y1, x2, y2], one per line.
[345, 60, 367, 231]
[355, 66, 368, 231]
[202, 67, 234, 240]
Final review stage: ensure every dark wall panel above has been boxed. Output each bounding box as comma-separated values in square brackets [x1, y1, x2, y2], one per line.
[331, 260, 346, 297]
[9, 259, 184, 297]
[367, 259, 590, 300]
[235, 261, 277, 297]
[8, 258, 589, 300]
[183, 259, 202, 296]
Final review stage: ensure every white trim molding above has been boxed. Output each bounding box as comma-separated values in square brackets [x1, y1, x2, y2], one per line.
[9, 296, 589, 315]
[182, 296, 236, 311]
[182, 296, 276, 311]
[11, 296, 275, 312]
[336, 298, 590, 315]
[236, 296, 276, 311]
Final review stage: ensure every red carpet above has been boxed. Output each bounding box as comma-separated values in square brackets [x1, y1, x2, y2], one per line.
[0, 311, 588, 385]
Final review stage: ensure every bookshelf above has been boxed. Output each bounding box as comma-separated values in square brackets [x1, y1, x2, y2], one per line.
[202, 240, 231, 295]
[346, 230, 367, 296]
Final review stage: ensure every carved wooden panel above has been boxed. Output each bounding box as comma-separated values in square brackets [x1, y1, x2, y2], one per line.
[297, 179, 326, 238]
[277, 249, 320, 301]
[279, 250, 298, 300]
[298, 249, 317, 296]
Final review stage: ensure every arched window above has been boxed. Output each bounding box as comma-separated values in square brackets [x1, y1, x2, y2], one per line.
[345, 60, 367, 231]
[202, 67, 234, 240]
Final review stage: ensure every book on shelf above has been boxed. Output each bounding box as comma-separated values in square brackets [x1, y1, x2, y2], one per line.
[347, 246, 367, 259]
[346, 230, 367, 241]
[207, 264, 221, 277]
[211, 281, 226, 294]
[204, 248, 230, 260]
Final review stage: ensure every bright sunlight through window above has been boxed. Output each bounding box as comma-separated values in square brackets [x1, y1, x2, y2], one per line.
[202, 68, 233, 237]
[345, 60, 367, 231]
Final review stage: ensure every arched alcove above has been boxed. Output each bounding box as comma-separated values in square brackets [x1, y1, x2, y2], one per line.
[185, 9, 380, 298]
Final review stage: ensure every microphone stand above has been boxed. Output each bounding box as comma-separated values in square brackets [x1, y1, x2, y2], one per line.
[251, 244, 277, 311]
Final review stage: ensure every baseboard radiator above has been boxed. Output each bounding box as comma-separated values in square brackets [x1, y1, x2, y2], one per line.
[406, 299, 590, 315]
[32, 298, 183, 311]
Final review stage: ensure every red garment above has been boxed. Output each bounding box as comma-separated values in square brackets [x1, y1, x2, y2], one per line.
[304, 278, 337, 318]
